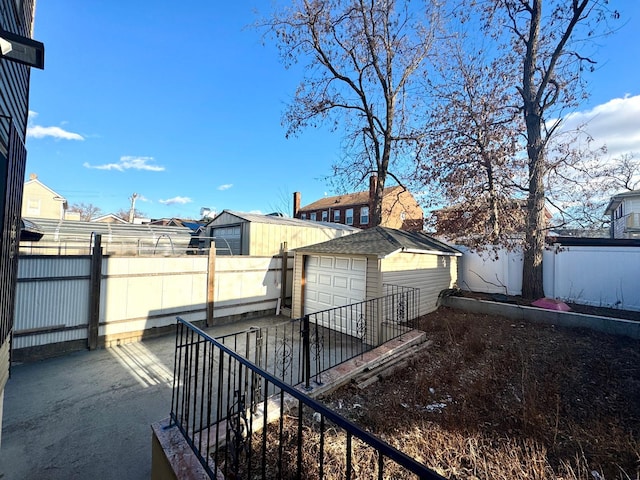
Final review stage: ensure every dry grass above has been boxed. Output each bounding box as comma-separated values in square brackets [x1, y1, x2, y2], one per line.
[321, 307, 640, 479]
[217, 307, 640, 479]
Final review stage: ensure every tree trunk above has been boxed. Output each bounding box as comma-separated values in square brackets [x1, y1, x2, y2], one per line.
[371, 172, 386, 227]
[522, 110, 546, 299]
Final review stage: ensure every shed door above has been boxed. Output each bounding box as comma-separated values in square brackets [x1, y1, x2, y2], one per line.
[212, 225, 241, 255]
[304, 255, 366, 333]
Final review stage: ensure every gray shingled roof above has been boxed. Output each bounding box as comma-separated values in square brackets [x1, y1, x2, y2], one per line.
[213, 210, 361, 232]
[294, 226, 461, 257]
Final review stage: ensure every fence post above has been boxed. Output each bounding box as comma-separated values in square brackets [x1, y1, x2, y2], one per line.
[88, 234, 102, 350]
[302, 314, 311, 390]
[280, 242, 288, 309]
[206, 246, 216, 327]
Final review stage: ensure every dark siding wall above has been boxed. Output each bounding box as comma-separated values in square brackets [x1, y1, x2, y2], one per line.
[0, 0, 35, 369]
[0, 0, 34, 154]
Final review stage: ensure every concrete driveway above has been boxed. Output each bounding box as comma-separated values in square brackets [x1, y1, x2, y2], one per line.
[0, 316, 284, 480]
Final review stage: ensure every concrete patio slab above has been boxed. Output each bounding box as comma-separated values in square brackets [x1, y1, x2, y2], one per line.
[0, 316, 284, 480]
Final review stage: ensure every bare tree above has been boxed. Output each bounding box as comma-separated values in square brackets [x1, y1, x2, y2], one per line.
[601, 153, 640, 193]
[476, 0, 619, 298]
[267, 186, 293, 217]
[263, 0, 440, 226]
[552, 151, 640, 229]
[416, 35, 528, 247]
[115, 208, 148, 222]
[68, 203, 102, 221]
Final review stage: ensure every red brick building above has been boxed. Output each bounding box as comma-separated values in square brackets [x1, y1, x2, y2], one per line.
[294, 176, 424, 231]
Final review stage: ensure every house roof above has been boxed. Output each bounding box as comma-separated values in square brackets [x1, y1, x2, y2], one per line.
[546, 236, 640, 247]
[604, 189, 640, 215]
[20, 218, 44, 241]
[298, 186, 405, 212]
[93, 213, 128, 223]
[24, 177, 68, 207]
[208, 210, 361, 232]
[149, 218, 206, 232]
[23, 217, 193, 246]
[294, 226, 462, 258]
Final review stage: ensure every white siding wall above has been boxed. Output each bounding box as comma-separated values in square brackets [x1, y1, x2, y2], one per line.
[381, 253, 458, 316]
[247, 223, 357, 256]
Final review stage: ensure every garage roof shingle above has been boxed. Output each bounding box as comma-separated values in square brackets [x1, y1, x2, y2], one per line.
[294, 226, 461, 257]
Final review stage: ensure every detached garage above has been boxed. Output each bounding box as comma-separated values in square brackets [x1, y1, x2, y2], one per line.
[292, 226, 461, 319]
[205, 210, 360, 256]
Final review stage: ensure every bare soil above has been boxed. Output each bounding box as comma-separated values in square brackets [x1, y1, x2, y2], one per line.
[321, 307, 640, 479]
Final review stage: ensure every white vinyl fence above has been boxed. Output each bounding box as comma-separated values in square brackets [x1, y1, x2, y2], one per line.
[458, 245, 640, 312]
[14, 252, 293, 357]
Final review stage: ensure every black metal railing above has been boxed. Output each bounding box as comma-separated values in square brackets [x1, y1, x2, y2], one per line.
[170, 318, 444, 480]
[215, 284, 419, 388]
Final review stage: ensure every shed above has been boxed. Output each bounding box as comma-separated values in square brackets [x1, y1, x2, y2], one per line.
[205, 210, 360, 256]
[292, 226, 461, 319]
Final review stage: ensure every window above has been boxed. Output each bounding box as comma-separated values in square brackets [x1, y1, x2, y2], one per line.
[333, 210, 341, 222]
[310, 212, 317, 221]
[360, 206, 369, 224]
[346, 208, 353, 225]
[301, 213, 307, 220]
[322, 210, 328, 222]
[27, 198, 40, 216]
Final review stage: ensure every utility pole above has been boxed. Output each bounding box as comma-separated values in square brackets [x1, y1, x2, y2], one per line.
[128, 192, 139, 223]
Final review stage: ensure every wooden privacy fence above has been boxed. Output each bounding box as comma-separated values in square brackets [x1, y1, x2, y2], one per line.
[13, 235, 294, 360]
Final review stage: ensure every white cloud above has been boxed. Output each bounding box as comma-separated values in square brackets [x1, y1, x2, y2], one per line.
[559, 94, 640, 158]
[159, 196, 193, 206]
[27, 125, 84, 141]
[28, 110, 38, 120]
[217, 184, 233, 191]
[83, 156, 165, 172]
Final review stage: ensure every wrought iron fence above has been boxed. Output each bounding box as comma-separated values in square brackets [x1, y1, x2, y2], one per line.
[215, 284, 419, 388]
[170, 317, 444, 480]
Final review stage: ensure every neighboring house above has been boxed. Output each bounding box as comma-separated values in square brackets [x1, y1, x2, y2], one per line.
[149, 217, 207, 233]
[21, 173, 68, 220]
[205, 210, 360, 256]
[0, 0, 42, 446]
[431, 199, 552, 242]
[549, 228, 609, 239]
[93, 213, 129, 224]
[149, 218, 208, 253]
[293, 176, 424, 231]
[292, 226, 461, 320]
[604, 190, 640, 239]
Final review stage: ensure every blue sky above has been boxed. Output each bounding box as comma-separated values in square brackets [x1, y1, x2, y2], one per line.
[25, 1, 640, 220]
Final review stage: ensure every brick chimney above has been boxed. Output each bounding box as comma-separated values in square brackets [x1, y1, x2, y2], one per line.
[369, 175, 377, 204]
[293, 192, 301, 218]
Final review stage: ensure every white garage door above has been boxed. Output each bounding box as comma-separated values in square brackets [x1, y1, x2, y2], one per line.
[304, 255, 366, 333]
